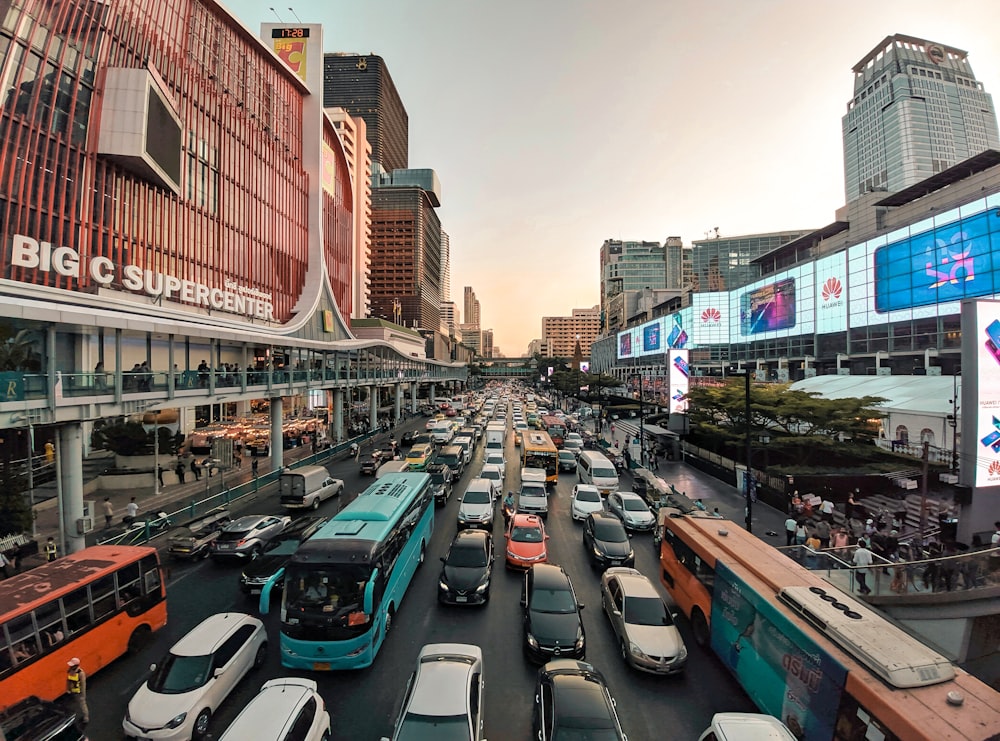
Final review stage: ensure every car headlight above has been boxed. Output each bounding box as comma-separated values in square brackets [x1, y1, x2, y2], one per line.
[575, 632, 585, 650]
[475, 582, 489, 593]
[507, 549, 518, 559]
[629, 641, 648, 660]
[527, 633, 538, 648]
[592, 545, 604, 557]
[678, 644, 688, 662]
[438, 580, 449, 591]
[165, 712, 188, 729]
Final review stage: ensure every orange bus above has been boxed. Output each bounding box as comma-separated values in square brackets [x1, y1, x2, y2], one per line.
[656, 500, 1000, 741]
[521, 430, 559, 484]
[541, 415, 566, 447]
[0, 545, 167, 709]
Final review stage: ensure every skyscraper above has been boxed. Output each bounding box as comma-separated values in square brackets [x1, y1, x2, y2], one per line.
[842, 34, 1000, 203]
[323, 53, 409, 175]
[542, 307, 601, 358]
[464, 286, 481, 327]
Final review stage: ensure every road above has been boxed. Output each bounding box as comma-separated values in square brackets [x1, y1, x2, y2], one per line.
[87, 417, 755, 740]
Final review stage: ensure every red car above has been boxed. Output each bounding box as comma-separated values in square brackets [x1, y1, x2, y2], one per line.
[505, 514, 548, 570]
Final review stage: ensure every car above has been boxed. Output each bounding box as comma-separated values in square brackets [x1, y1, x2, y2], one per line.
[122, 612, 268, 741]
[521, 564, 586, 664]
[607, 491, 656, 532]
[517, 479, 548, 518]
[239, 516, 329, 597]
[562, 438, 584, 457]
[426, 462, 454, 506]
[557, 450, 577, 473]
[1, 696, 86, 741]
[438, 529, 495, 605]
[583, 512, 635, 571]
[405, 442, 434, 471]
[479, 463, 504, 498]
[532, 660, 627, 741]
[218, 678, 331, 741]
[505, 514, 549, 570]
[570, 484, 604, 522]
[409, 431, 436, 449]
[211, 515, 292, 561]
[601, 567, 687, 675]
[457, 481, 495, 529]
[565, 432, 583, 444]
[382, 644, 485, 741]
[399, 429, 418, 448]
[359, 453, 383, 476]
[483, 450, 506, 478]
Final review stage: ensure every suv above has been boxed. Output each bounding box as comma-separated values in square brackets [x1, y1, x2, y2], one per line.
[123, 612, 268, 741]
[212, 515, 291, 561]
[218, 678, 331, 741]
[453, 435, 475, 466]
[1, 696, 85, 741]
[433, 445, 465, 476]
[426, 463, 454, 506]
[457, 480, 495, 530]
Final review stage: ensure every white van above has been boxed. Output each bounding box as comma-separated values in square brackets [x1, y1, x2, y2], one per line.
[697, 713, 797, 741]
[429, 420, 454, 444]
[576, 451, 619, 496]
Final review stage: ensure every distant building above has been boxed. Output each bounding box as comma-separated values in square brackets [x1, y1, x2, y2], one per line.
[600, 240, 666, 333]
[687, 231, 809, 294]
[460, 324, 482, 356]
[542, 307, 600, 358]
[464, 286, 481, 328]
[440, 301, 458, 337]
[528, 339, 554, 358]
[843, 34, 999, 204]
[481, 329, 494, 358]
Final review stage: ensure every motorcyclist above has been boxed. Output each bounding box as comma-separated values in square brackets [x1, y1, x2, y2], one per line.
[503, 490, 516, 519]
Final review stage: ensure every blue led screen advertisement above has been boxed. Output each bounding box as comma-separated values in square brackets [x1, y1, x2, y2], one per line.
[710, 562, 847, 741]
[642, 319, 663, 353]
[874, 207, 1000, 313]
[666, 313, 688, 349]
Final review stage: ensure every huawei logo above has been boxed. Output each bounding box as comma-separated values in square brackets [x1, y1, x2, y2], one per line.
[822, 278, 843, 301]
[701, 308, 721, 324]
[991, 461, 1000, 476]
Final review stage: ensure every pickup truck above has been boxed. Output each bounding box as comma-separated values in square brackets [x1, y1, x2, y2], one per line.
[166, 509, 232, 560]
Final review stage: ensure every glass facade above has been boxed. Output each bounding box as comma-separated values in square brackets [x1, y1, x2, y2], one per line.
[688, 232, 807, 293]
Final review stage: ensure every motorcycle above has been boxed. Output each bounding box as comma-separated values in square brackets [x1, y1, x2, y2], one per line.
[502, 495, 516, 525]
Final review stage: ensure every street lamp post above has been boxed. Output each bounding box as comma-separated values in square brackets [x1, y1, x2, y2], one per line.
[950, 371, 960, 474]
[740, 369, 753, 533]
[630, 373, 644, 467]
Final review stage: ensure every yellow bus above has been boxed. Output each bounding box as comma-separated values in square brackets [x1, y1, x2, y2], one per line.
[655, 500, 1000, 741]
[520, 430, 558, 484]
[0, 545, 167, 708]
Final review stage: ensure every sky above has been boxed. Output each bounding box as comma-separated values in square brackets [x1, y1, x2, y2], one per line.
[232, 0, 1000, 356]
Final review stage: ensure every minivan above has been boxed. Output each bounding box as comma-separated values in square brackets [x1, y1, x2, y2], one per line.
[429, 420, 454, 444]
[577, 451, 619, 495]
[453, 435, 475, 466]
[434, 444, 466, 476]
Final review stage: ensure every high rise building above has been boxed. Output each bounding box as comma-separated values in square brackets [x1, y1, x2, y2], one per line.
[481, 329, 494, 359]
[464, 286, 481, 327]
[440, 301, 458, 337]
[542, 307, 601, 358]
[842, 34, 1000, 203]
[440, 230, 451, 304]
[687, 231, 808, 294]
[460, 324, 482, 356]
[600, 240, 666, 333]
[322, 53, 409, 175]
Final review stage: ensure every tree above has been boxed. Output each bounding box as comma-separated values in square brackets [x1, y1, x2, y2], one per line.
[92, 420, 182, 457]
[0, 456, 32, 536]
[0, 323, 40, 371]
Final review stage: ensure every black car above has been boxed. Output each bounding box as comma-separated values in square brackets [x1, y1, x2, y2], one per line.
[438, 529, 494, 606]
[399, 429, 418, 448]
[532, 660, 627, 741]
[359, 453, 383, 476]
[426, 462, 454, 506]
[583, 512, 635, 570]
[239, 515, 329, 596]
[409, 431, 436, 449]
[521, 564, 586, 664]
[0, 695, 86, 741]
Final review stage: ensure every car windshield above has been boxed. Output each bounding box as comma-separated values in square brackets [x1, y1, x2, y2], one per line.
[463, 490, 490, 504]
[482, 470, 500, 480]
[530, 586, 577, 614]
[554, 718, 618, 738]
[623, 498, 649, 512]
[511, 526, 543, 543]
[521, 485, 546, 498]
[264, 538, 300, 555]
[593, 467, 617, 478]
[285, 564, 369, 617]
[396, 714, 470, 741]
[447, 544, 487, 568]
[559, 452, 575, 460]
[624, 595, 672, 626]
[147, 653, 212, 694]
[576, 489, 600, 503]
[486, 456, 503, 465]
[593, 521, 627, 542]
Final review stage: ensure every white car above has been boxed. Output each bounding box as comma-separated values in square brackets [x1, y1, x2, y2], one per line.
[479, 464, 504, 498]
[571, 484, 605, 521]
[607, 491, 656, 532]
[484, 451, 506, 478]
[458, 480, 495, 529]
[601, 567, 687, 675]
[218, 678, 330, 741]
[123, 612, 267, 741]
[382, 644, 485, 741]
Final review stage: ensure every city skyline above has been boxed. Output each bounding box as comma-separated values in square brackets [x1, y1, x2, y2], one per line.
[233, 1, 1000, 354]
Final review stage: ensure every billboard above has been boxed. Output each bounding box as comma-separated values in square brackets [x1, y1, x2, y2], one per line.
[731, 266, 814, 341]
[689, 293, 728, 346]
[971, 300, 1000, 488]
[740, 278, 796, 335]
[668, 349, 689, 413]
[814, 252, 848, 334]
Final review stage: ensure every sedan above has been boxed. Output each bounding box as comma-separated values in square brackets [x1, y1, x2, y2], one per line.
[399, 430, 418, 448]
[570, 485, 604, 522]
[557, 450, 577, 473]
[532, 660, 627, 741]
[505, 514, 548, 571]
[601, 567, 687, 675]
[457, 485, 495, 530]
[522, 564, 585, 664]
[212, 515, 291, 561]
[382, 644, 485, 741]
[483, 450, 506, 478]
[479, 464, 504, 498]
[583, 512, 635, 571]
[239, 516, 329, 596]
[607, 491, 656, 532]
[438, 529, 494, 605]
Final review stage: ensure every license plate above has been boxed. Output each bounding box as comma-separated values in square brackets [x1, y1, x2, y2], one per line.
[250, 588, 261, 595]
[456, 596, 468, 603]
[313, 662, 330, 671]
[610, 560, 621, 566]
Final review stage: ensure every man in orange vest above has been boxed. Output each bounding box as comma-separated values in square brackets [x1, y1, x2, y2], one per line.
[66, 657, 88, 724]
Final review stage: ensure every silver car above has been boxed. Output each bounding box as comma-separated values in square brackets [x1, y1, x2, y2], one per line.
[458, 482, 495, 529]
[211, 515, 292, 560]
[607, 491, 655, 532]
[601, 567, 687, 675]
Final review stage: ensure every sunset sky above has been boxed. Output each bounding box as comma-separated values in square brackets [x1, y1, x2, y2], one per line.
[233, 0, 1000, 355]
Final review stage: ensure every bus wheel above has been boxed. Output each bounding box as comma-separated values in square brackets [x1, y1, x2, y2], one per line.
[127, 625, 151, 654]
[691, 609, 710, 648]
[418, 542, 426, 565]
[385, 605, 395, 637]
[193, 708, 212, 739]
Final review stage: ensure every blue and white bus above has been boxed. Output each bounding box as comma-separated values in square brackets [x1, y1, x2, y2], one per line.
[260, 472, 433, 670]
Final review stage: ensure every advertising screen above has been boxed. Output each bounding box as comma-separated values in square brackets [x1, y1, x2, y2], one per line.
[642, 318, 663, 354]
[740, 278, 796, 335]
[665, 313, 689, 349]
[814, 252, 847, 334]
[874, 207, 1000, 314]
[711, 562, 847, 740]
[669, 349, 689, 413]
[689, 293, 728, 346]
[973, 301, 1000, 488]
[618, 329, 634, 359]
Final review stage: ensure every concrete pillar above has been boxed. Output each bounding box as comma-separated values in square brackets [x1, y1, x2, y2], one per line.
[58, 423, 86, 554]
[369, 385, 379, 431]
[270, 397, 284, 470]
[411, 384, 418, 414]
[333, 389, 345, 442]
[394, 383, 402, 422]
[430, 384, 436, 405]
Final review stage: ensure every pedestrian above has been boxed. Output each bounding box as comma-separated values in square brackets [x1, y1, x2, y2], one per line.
[820, 497, 835, 522]
[234, 451, 242, 467]
[992, 521, 1000, 547]
[66, 658, 89, 725]
[251, 457, 259, 477]
[44, 441, 55, 464]
[853, 538, 874, 594]
[174, 460, 186, 484]
[784, 514, 797, 547]
[157, 465, 164, 487]
[190, 458, 201, 481]
[815, 518, 831, 549]
[94, 361, 107, 390]
[794, 521, 807, 546]
[846, 489, 859, 519]
[125, 496, 138, 525]
[102, 497, 114, 529]
[45, 537, 58, 562]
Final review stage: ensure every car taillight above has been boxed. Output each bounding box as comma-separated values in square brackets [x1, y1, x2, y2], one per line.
[237, 539, 247, 547]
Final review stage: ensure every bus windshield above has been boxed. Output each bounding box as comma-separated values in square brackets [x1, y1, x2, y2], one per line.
[285, 565, 370, 618]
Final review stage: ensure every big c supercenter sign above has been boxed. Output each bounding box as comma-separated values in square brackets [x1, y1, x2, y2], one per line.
[9, 235, 275, 321]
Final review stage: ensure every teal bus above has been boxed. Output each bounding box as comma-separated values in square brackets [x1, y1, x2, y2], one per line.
[260, 472, 434, 670]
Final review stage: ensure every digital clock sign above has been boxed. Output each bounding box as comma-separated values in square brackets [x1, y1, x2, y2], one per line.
[271, 27, 310, 38]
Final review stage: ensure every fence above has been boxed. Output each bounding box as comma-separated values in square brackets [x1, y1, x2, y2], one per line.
[681, 442, 788, 509]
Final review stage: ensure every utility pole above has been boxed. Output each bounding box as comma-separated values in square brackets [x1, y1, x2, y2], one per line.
[919, 440, 930, 536]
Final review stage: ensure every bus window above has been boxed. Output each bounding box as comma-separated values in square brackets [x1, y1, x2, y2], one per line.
[5, 615, 38, 665]
[33, 602, 64, 649]
[91, 575, 116, 620]
[62, 587, 90, 634]
[141, 556, 161, 594]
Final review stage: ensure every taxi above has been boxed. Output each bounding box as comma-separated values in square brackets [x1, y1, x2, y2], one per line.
[405, 442, 434, 471]
[505, 513, 549, 570]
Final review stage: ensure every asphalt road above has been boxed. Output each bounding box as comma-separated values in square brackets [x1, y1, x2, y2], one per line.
[86, 417, 755, 740]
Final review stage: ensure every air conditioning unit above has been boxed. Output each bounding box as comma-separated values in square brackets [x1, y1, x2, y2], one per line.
[76, 517, 94, 535]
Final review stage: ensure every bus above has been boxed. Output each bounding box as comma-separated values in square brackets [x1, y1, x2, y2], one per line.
[521, 430, 559, 484]
[0, 545, 167, 709]
[655, 499, 1000, 741]
[260, 472, 433, 670]
[541, 414, 566, 447]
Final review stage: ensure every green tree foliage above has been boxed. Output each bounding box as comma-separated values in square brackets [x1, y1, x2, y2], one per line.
[0, 323, 40, 371]
[91, 420, 182, 456]
[686, 380, 887, 467]
[0, 457, 32, 536]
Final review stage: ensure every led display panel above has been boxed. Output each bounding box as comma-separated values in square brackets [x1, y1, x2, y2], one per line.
[642, 318, 664, 355]
[972, 301, 1000, 488]
[689, 293, 728, 346]
[814, 252, 848, 334]
[665, 313, 689, 349]
[669, 349, 689, 413]
[741, 278, 796, 335]
[730, 266, 814, 341]
[617, 328, 634, 359]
